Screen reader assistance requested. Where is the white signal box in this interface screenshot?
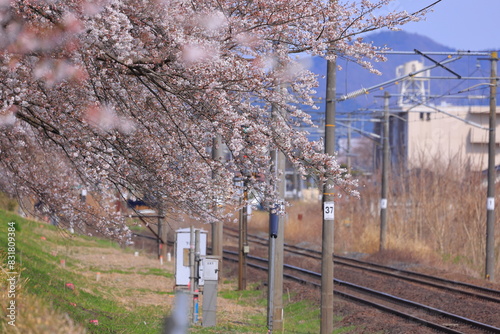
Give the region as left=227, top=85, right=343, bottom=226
left=175, top=228, right=207, bottom=286
left=202, top=258, right=219, bottom=281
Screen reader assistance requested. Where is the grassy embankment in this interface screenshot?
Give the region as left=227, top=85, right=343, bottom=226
left=0, top=209, right=168, bottom=333
left=0, top=209, right=353, bottom=333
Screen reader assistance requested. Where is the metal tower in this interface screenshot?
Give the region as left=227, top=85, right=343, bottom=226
left=396, top=60, right=430, bottom=107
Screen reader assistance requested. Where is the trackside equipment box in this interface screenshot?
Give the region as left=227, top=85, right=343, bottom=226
left=175, top=228, right=207, bottom=286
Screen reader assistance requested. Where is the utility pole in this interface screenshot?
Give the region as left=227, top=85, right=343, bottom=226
left=157, top=214, right=163, bottom=259
left=267, top=203, right=277, bottom=332
left=380, top=92, right=390, bottom=251
left=321, top=55, right=336, bottom=334
left=485, top=51, right=498, bottom=281
left=211, top=135, right=223, bottom=274
left=158, top=209, right=168, bottom=262
left=194, top=229, right=201, bottom=322
left=238, top=179, right=248, bottom=290
left=189, top=227, right=196, bottom=324
left=267, top=113, right=286, bottom=333
left=346, top=114, right=352, bottom=174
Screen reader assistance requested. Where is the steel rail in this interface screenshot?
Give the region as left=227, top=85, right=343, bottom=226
left=166, top=227, right=500, bottom=306
left=334, top=256, right=500, bottom=302
left=223, top=250, right=500, bottom=334
left=134, top=229, right=500, bottom=332
left=223, top=227, right=500, bottom=303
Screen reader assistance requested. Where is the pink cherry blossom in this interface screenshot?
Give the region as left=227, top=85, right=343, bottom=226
left=0, top=0, right=425, bottom=240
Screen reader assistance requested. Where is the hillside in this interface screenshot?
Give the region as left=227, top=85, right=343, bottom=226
left=0, top=210, right=171, bottom=333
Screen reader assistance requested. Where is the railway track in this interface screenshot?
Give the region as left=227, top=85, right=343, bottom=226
left=223, top=227, right=500, bottom=333
left=223, top=250, right=499, bottom=334
left=133, top=229, right=500, bottom=333
left=224, top=227, right=500, bottom=304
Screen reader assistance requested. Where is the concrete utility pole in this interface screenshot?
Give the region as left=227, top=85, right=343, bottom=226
left=485, top=51, right=498, bottom=281
left=211, top=135, right=224, bottom=274
left=267, top=114, right=286, bottom=333
left=379, top=92, right=390, bottom=251
left=189, top=227, right=196, bottom=324
left=321, top=56, right=336, bottom=334
left=158, top=209, right=168, bottom=261
left=346, top=114, right=352, bottom=174
left=238, top=180, right=248, bottom=290
left=194, top=229, right=201, bottom=320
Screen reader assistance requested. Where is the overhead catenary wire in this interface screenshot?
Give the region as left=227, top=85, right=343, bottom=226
left=303, top=50, right=498, bottom=146
left=336, top=57, right=462, bottom=101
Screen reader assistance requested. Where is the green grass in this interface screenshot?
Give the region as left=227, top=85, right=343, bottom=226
left=194, top=287, right=336, bottom=333
left=283, top=300, right=321, bottom=333
left=139, top=268, right=174, bottom=278
left=333, top=326, right=358, bottom=333
left=0, top=209, right=355, bottom=333
left=0, top=210, right=165, bottom=333
left=88, top=267, right=135, bottom=274
left=85, top=267, right=174, bottom=279
left=219, top=285, right=264, bottom=302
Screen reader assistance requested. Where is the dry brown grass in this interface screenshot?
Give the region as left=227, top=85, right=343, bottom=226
left=0, top=252, right=87, bottom=334
left=0, top=292, right=87, bottom=334
left=248, top=159, right=500, bottom=279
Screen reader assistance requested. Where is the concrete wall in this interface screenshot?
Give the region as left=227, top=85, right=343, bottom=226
left=405, top=105, right=500, bottom=172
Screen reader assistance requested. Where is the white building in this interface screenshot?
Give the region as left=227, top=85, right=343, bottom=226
left=384, top=60, right=500, bottom=173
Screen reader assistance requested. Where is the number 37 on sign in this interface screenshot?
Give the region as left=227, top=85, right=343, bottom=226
left=324, top=202, right=335, bottom=220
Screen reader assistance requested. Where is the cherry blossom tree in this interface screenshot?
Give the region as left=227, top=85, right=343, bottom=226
left=0, top=0, right=426, bottom=240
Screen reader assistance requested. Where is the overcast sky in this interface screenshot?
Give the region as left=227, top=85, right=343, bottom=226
left=392, top=0, right=500, bottom=51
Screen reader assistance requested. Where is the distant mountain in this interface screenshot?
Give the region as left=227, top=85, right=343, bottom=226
left=368, top=30, right=454, bottom=53
left=310, top=30, right=493, bottom=115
